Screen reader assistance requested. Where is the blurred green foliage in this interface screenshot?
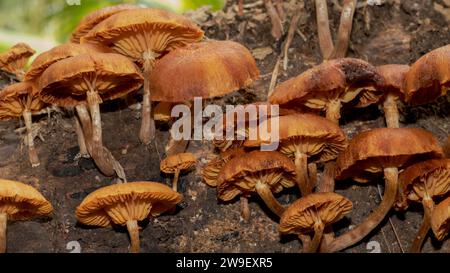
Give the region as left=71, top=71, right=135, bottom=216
left=0, top=0, right=224, bottom=48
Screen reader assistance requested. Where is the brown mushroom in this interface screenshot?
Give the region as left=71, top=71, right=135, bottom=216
left=76, top=181, right=182, bottom=253
left=202, top=147, right=246, bottom=187
left=154, top=102, right=174, bottom=123
left=244, top=113, right=347, bottom=196
left=39, top=52, right=143, bottom=180
left=0, top=43, right=35, bottom=80
left=431, top=196, right=450, bottom=242
left=403, top=44, right=449, bottom=105
left=0, top=81, right=45, bottom=167
left=217, top=150, right=296, bottom=219
left=70, top=4, right=140, bottom=43
left=82, top=8, right=204, bottom=144
left=0, top=179, right=53, bottom=253
left=269, top=58, right=383, bottom=124
left=325, top=128, right=443, bottom=252
left=279, top=192, right=352, bottom=252
left=160, top=153, right=197, bottom=192
left=395, top=159, right=450, bottom=252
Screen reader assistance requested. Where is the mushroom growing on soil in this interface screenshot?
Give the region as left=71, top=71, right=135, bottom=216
left=149, top=40, right=259, bottom=155
left=395, top=159, right=450, bottom=252
left=279, top=192, right=352, bottom=253
left=325, top=128, right=443, bottom=252
left=403, top=44, right=449, bottom=106
left=0, top=81, right=45, bottom=167
left=39, top=52, right=143, bottom=180
left=160, top=152, right=197, bottom=192
left=76, top=181, right=182, bottom=253
left=202, top=148, right=246, bottom=187
left=244, top=113, right=347, bottom=196
left=70, top=4, right=140, bottom=43
left=217, top=150, right=296, bottom=219
left=82, top=8, right=204, bottom=144
left=0, top=179, right=53, bottom=253
left=0, top=43, right=35, bottom=80
left=24, top=43, right=114, bottom=158
left=431, top=196, right=450, bottom=242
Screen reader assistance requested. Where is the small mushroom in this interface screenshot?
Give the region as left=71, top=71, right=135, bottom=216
left=245, top=113, right=347, bottom=196
left=76, top=181, right=182, bottom=253
left=160, top=153, right=197, bottom=192
left=202, top=148, right=246, bottom=187
left=0, top=81, right=45, bottom=167
left=403, top=44, right=449, bottom=105
left=154, top=102, right=174, bottom=123
left=217, top=150, right=296, bottom=219
left=0, top=179, right=53, bottom=253
left=431, top=196, right=450, bottom=242
left=395, top=159, right=450, bottom=252
left=279, top=192, right=352, bottom=253
left=269, top=58, right=382, bottom=124
left=82, top=8, right=204, bottom=144
left=0, top=43, right=35, bottom=80
left=39, top=52, right=143, bottom=180
left=70, top=4, right=140, bottom=43
left=325, top=128, right=443, bottom=252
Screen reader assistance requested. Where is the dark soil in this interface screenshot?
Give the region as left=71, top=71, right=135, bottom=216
left=1, top=0, right=449, bottom=253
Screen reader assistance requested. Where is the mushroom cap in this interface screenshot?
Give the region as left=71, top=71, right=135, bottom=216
left=154, top=101, right=174, bottom=122
left=25, top=43, right=113, bottom=81
left=70, top=4, right=140, bottom=43
left=336, top=128, right=444, bottom=182
left=39, top=52, right=143, bottom=107
left=431, top=196, right=450, bottom=241
left=279, top=192, right=352, bottom=235
left=217, top=150, right=296, bottom=201
left=0, top=43, right=35, bottom=74
left=0, top=81, right=44, bottom=120
left=269, top=58, right=383, bottom=111
left=160, top=152, right=197, bottom=174
left=403, top=45, right=450, bottom=105
left=82, top=8, right=204, bottom=62
left=244, top=113, right=348, bottom=163
left=0, top=179, right=53, bottom=221
left=354, top=64, right=410, bottom=108
left=76, top=181, right=182, bottom=227
left=396, top=159, right=450, bottom=210
left=150, top=40, right=260, bottom=102
left=202, top=147, right=246, bottom=187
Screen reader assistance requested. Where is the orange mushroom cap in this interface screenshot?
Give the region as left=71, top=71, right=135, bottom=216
left=160, top=152, right=197, bottom=174
left=0, top=43, right=35, bottom=75
left=150, top=40, right=260, bottom=102
left=202, top=147, right=246, bottom=187
left=0, top=81, right=44, bottom=120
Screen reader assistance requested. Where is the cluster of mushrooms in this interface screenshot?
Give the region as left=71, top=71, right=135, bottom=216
left=0, top=2, right=449, bottom=253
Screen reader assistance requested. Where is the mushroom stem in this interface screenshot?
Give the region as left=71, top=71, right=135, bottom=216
left=315, top=0, right=334, bottom=59
left=240, top=196, right=250, bottom=221
left=255, top=181, right=285, bottom=217
left=74, top=115, right=89, bottom=158
left=307, top=222, right=325, bottom=253
left=139, top=56, right=156, bottom=145
left=294, top=151, right=311, bottom=196
left=326, top=167, right=399, bottom=252
left=172, top=169, right=180, bottom=192
left=126, top=220, right=140, bottom=253
left=308, top=163, right=318, bottom=191
left=410, top=198, right=434, bottom=253
left=325, top=99, right=341, bottom=124
left=0, top=213, right=6, bottom=253
left=383, top=93, right=400, bottom=128
left=75, top=104, right=92, bottom=141
left=331, top=0, right=357, bottom=58
left=86, top=91, right=115, bottom=177
left=23, top=110, right=40, bottom=167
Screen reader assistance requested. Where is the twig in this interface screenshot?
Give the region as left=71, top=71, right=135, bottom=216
left=238, top=0, right=244, bottom=17
left=283, top=4, right=303, bottom=70
left=268, top=55, right=282, bottom=97
left=264, top=0, right=284, bottom=40
left=332, top=0, right=357, bottom=58
left=315, top=0, right=334, bottom=59
left=274, top=0, right=286, bottom=22
left=376, top=184, right=405, bottom=253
